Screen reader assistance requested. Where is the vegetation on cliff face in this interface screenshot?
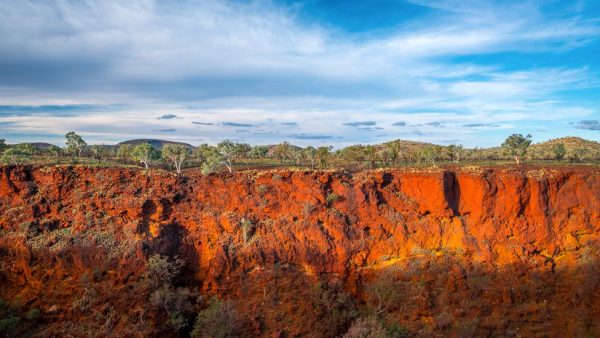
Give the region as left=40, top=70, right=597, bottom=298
left=0, top=165, right=599, bottom=337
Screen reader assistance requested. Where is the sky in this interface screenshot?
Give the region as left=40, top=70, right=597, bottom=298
left=0, top=0, right=599, bottom=147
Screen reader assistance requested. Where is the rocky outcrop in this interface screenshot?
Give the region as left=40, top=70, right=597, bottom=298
left=0, top=165, right=599, bottom=336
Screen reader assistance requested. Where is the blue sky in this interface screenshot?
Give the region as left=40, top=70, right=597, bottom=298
left=0, top=0, right=599, bottom=147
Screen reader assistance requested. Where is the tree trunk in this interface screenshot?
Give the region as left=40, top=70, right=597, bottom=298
left=515, top=156, right=521, bottom=165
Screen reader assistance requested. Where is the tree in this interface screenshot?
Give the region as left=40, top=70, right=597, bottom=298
left=305, top=146, right=318, bottom=169
left=194, top=144, right=217, bottom=163
left=49, top=145, right=62, bottom=163
left=572, top=148, right=587, bottom=163
left=386, top=141, right=402, bottom=166
left=133, top=143, right=160, bottom=169
left=364, top=145, right=379, bottom=169
left=502, top=134, right=532, bottom=165
left=90, top=145, right=108, bottom=164
left=236, top=143, right=251, bottom=161
left=250, top=145, right=269, bottom=160
left=552, top=143, right=566, bottom=161
left=273, top=142, right=291, bottom=164
left=339, top=145, right=365, bottom=167
left=201, top=153, right=223, bottom=175
left=2, top=143, right=34, bottom=165
left=217, top=140, right=237, bottom=172
left=290, top=148, right=305, bottom=166
left=0, top=139, right=7, bottom=154
left=316, top=146, right=332, bottom=169
left=117, top=144, right=135, bottom=163
left=162, top=144, right=189, bottom=174
left=447, top=144, right=464, bottom=163
left=191, top=297, right=242, bottom=338
left=420, top=146, right=437, bottom=166
left=65, top=132, right=86, bottom=157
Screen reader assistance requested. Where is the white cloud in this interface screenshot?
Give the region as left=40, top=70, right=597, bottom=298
left=0, top=0, right=599, bottom=146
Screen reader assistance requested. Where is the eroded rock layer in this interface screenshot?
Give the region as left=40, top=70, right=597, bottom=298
left=0, top=165, right=599, bottom=337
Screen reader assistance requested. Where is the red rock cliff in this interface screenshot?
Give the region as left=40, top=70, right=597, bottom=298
left=0, top=165, right=599, bottom=337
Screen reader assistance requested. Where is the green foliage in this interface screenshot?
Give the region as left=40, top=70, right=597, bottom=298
left=385, top=140, right=403, bottom=165
left=2, top=143, right=34, bottom=165
left=90, top=145, right=109, bottom=163
left=446, top=144, right=463, bottom=163
left=311, top=280, right=358, bottom=337
left=133, top=143, right=160, bottom=169
left=216, top=140, right=237, bottom=172
left=316, top=146, right=332, bottom=169
left=273, top=142, right=291, bottom=163
left=191, top=297, right=242, bottom=338
left=48, top=145, right=62, bottom=161
left=25, top=308, right=40, bottom=320
left=65, top=131, right=87, bottom=157
left=194, top=144, right=217, bottom=162
left=162, top=144, right=189, bottom=174
left=117, top=144, right=135, bottom=162
left=250, top=145, right=269, bottom=159
left=552, top=143, right=566, bottom=161
left=304, top=146, right=318, bottom=169
left=145, top=254, right=195, bottom=331
left=502, top=133, right=532, bottom=164
left=0, top=316, right=20, bottom=334
left=326, top=192, right=339, bottom=206
left=420, top=146, right=438, bottom=166
left=150, top=286, right=195, bottom=331
left=200, top=158, right=220, bottom=175
left=0, top=139, right=7, bottom=154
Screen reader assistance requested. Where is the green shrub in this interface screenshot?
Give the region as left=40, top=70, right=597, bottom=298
left=191, top=297, right=242, bottom=338
left=150, top=286, right=195, bottom=331
left=0, top=316, right=20, bottom=333
left=326, top=192, right=339, bottom=206
left=25, top=308, right=40, bottom=320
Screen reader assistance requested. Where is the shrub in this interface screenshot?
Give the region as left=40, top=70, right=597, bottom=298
left=150, top=286, right=195, bottom=331
left=0, top=316, right=20, bottom=334
left=145, top=254, right=185, bottom=289
left=326, top=192, right=339, bottom=206
left=25, top=308, right=40, bottom=320
left=344, top=316, right=389, bottom=338
left=367, top=267, right=403, bottom=315
left=311, top=280, right=358, bottom=336
left=191, top=297, right=242, bottom=338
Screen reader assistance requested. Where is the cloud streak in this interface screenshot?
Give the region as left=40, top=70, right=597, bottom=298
left=0, top=0, right=598, bottom=146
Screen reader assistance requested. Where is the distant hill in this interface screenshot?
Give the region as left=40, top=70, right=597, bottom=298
left=529, top=137, right=600, bottom=160
left=27, top=142, right=56, bottom=150
left=117, top=139, right=194, bottom=149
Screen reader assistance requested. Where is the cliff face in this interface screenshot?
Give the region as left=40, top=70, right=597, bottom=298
left=0, top=165, right=599, bottom=337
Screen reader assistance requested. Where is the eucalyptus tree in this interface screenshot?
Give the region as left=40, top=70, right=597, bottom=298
left=502, top=134, right=532, bottom=165
left=65, top=132, right=86, bottom=157
left=117, top=144, right=135, bottom=163
left=133, top=143, right=160, bottom=169
left=162, top=144, right=189, bottom=174
left=552, top=143, right=566, bottom=161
